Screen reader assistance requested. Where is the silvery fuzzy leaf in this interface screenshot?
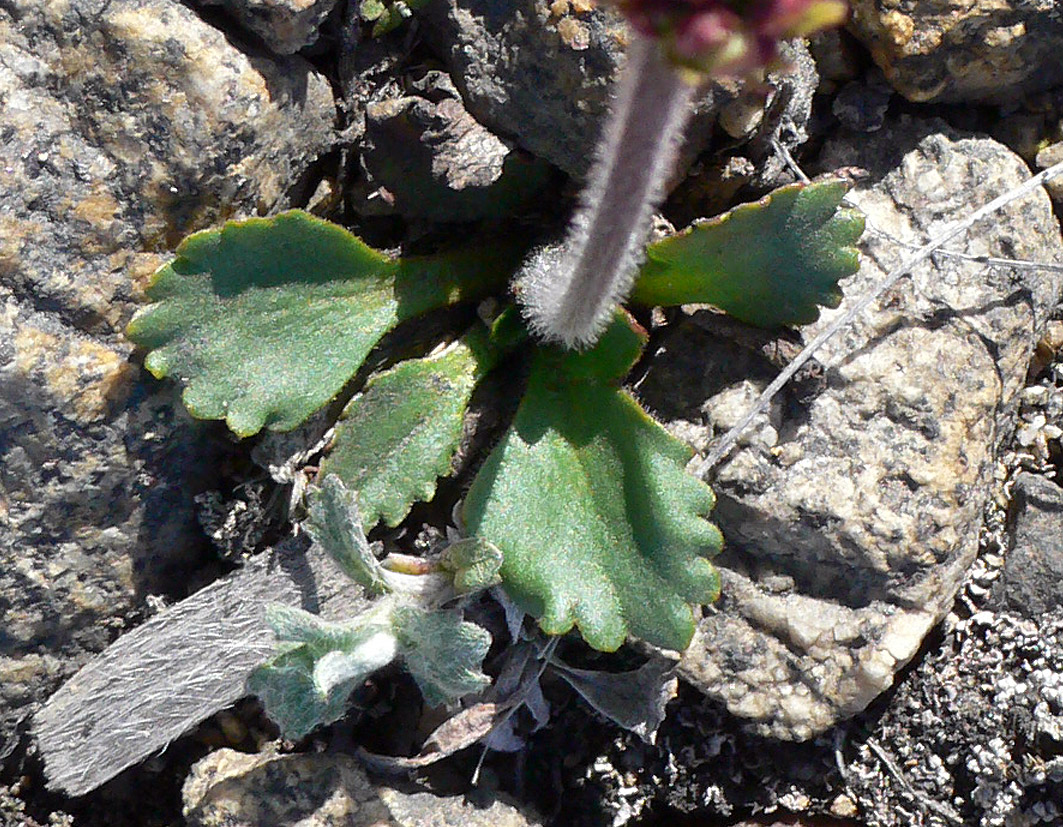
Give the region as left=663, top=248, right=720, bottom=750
left=306, top=475, right=388, bottom=595
left=312, top=633, right=398, bottom=696
left=248, top=647, right=358, bottom=739
left=392, top=605, right=492, bottom=706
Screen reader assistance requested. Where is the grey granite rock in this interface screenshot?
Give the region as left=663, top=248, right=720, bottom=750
left=192, top=0, right=339, bottom=54
left=417, top=0, right=629, bottom=178
left=183, top=749, right=543, bottom=827
left=0, top=0, right=335, bottom=746
left=638, top=116, right=1063, bottom=739
left=2, top=0, right=335, bottom=332
left=996, top=472, right=1063, bottom=618
left=0, top=298, right=214, bottom=732
left=418, top=0, right=817, bottom=180
left=1035, top=140, right=1063, bottom=205
left=847, top=0, right=1063, bottom=103
left=376, top=786, right=543, bottom=827
left=355, top=69, right=553, bottom=221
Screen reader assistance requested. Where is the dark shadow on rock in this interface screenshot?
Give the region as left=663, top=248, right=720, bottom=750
left=126, top=380, right=231, bottom=603
left=711, top=504, right=897, bottom=611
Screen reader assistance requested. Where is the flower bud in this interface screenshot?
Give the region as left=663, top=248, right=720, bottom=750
left=612, top=0, right=848, bottom=76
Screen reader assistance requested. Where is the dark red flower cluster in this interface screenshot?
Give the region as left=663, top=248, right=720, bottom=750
left=613, top=0, right=847, bottom=75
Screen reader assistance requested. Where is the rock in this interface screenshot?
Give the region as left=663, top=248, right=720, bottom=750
left=418, top=0, right=818, bottom=180
left=183, top=749, right=543, bottom=827
left=0, top=0, right=335, bottom=746
left=183, top=750, right=394, bottom=827
left=1036, top=141, right=1063, bottom=204
left=2, top=0, right=335, bottom=331
left=847, top=0, right=1063, bottom=103
left=418, top=0, right=629, bottom=177
left=993, top=111, right=1050, bottom=164
left=995, top=472, right=1063, bottom=618
left=0, top=300, right=213, bottom=730
left=638, top=116, right=1063, bottom=739
left=192, top=0, right=339, bottom=54
left=376, top=787, right=543, bottom=827
left=354, top=69, right=553, bottom=221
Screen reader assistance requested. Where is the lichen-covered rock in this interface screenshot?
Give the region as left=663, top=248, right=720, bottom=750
left=2, top=0, right=335, bottom=330
left=191, top=0, right=339, bottom=54
left=183, top=749, right=543, bottom=827
left=847, top=0, right=1063, bottom=103
left=0, top=0, right=335, bottom=744
left=639, top=116, right=1063, bottom=739
left=418, top=0, right=817, bottom=180
left=0, top=297, right=214, bottom=724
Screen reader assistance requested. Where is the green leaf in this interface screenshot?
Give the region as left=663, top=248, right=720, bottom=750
left=439, top=538, right=503, bottom=594
left=372, top=5, right=407, bottom=35
left=631, top=180, right=864, bottom=328
left=463, top=312, right=723, bottom=652
left=359, top=0, right=386, bottom=20
left=305, top=476, right=389, bottom=594
left=126, top=210, right=513, bottom=436
left=391, top=606, right=492, bottom=705
left=318, top=326, right=501, bottom=529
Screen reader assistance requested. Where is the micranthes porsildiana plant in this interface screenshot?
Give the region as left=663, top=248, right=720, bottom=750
left=518, top=0, right=848, bottom=348
left=126, top=0, right=862, bottom=739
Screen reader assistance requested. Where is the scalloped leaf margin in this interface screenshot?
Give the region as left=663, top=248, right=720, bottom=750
left=631, top=180, right=864, bottom=327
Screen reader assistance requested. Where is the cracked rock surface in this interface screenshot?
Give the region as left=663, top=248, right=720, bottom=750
left=419, top=0, right=817, bottom=180
left=640, top=115, right=1063, bottom=740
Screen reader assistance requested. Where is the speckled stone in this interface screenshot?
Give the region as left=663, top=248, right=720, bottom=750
left=183, top=749, right=543, bottom=827
left=847, top=0, right=1063, bottom=103
left=639, top=116, right=1063, bottom=739
left=0, top=0, right=335, bottom=743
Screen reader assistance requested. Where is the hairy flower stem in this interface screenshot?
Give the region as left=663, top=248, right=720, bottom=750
left=519, top=34, right=696, bottom=348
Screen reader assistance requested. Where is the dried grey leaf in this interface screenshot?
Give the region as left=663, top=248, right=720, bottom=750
left=550, top=656, right=678, bottom=744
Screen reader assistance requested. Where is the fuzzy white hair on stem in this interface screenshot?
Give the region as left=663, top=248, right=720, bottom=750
left=517, top=34, right=697, bottom=349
